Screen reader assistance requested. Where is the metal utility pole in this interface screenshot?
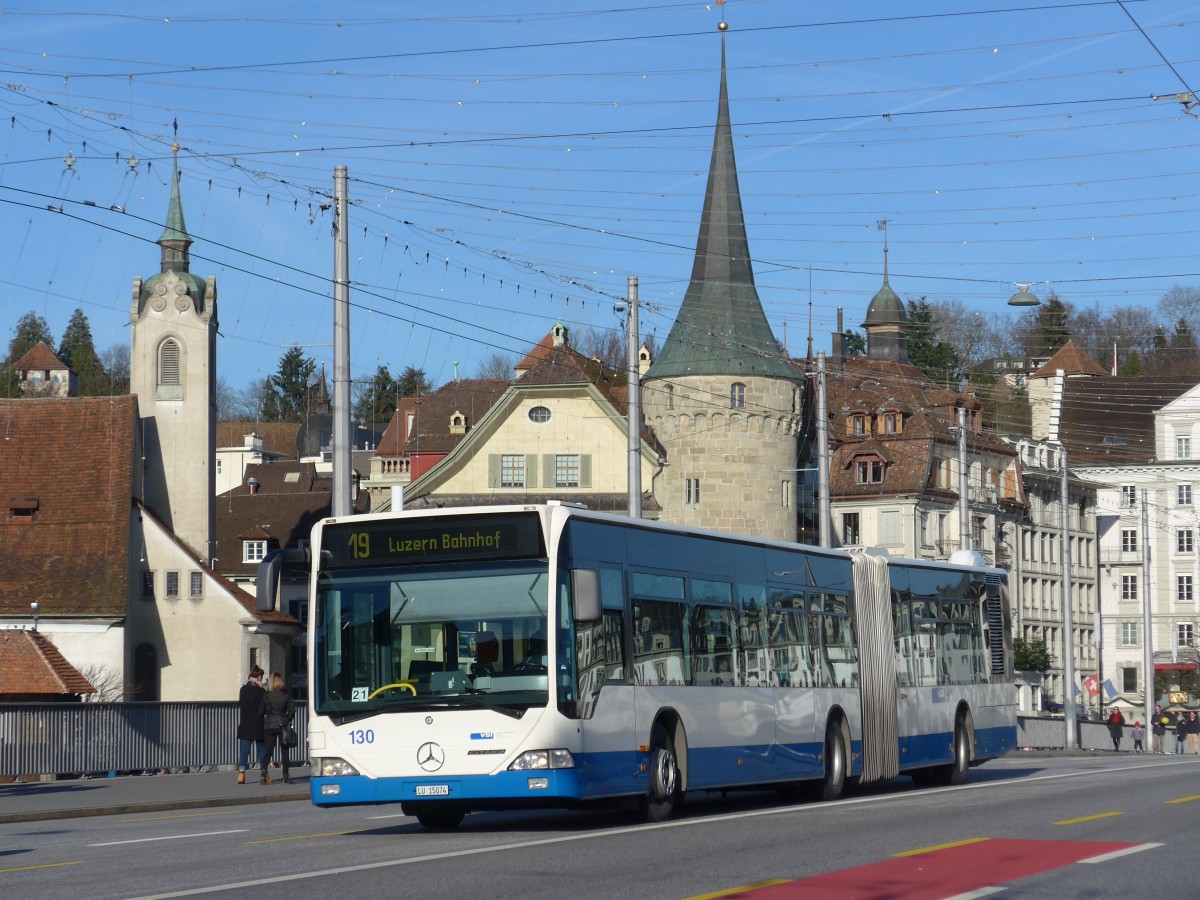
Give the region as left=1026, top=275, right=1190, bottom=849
left=816, top=352, right=831, bottom=548
left=1059, top=442, right=1077, bottom=749
left=958, top=407, right=970, bottom=551
left=626, top=276, right=641, bottom=519
left=1142, top=489, right=1155, bottom=730
left=332, top=166, right=352, bottom=518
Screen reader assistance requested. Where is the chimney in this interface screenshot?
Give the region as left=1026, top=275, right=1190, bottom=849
left=391, top=485, right=405, bottom=511
left=831, top=307, right=845, bottom=366
left=247, top=477, right=259, bottom=496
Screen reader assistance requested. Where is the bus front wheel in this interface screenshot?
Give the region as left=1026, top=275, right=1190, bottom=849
left=819, top=722, right=847, bottom=801
left=641, top=723, right=681, bottom=822
left=403, top=802, right=465, bottom=831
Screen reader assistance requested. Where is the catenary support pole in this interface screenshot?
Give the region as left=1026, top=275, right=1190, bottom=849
left=1059, top=441, right=1077, bottom=749
left=626, top=276, right=641, bottom=519
left=817, top=352, right=831, bottom=548
left=332, top=166, right=352, bottom=518
left=958, top=407, right=970, bottom=550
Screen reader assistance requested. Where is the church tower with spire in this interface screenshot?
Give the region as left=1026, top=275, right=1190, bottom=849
left=862, top=235, right=909, bottom=363
left=130, top=152, right=218, bottom=559
left=642, top=27, right=804, bottom=541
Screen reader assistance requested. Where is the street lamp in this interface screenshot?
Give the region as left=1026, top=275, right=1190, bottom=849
left=1008, top=282, right=1045, bottom=307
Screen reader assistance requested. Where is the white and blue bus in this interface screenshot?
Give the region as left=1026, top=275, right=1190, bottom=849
left=257, top=502, right=1015, bottom=829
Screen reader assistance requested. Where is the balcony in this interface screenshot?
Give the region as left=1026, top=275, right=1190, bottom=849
left=1100, top=549, right=1142, bottom=567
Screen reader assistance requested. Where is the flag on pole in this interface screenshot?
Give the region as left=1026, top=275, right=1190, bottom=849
left=1111, top=342, right=1118, bottom=376
left=1082, top=673, right=1101, bottom=699
left=1101, top=678, right=1118, bottom=699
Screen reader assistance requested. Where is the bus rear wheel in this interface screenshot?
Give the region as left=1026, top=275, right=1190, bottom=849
left=819, top=722, right=847, bottom=801
left=932, top=718, right=970, bottom=787
left=641, top=722, right=681, bottom=822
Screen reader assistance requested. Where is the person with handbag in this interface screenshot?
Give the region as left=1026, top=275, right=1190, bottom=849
left=258, top=672, right=295, bottom=784
left=235, top=665, right=266, bottom=784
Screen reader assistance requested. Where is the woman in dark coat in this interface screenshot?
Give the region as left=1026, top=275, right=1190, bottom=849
left=1106, top=708, right=1124, bottom=752
left=258, top=672, right=295, bottom=784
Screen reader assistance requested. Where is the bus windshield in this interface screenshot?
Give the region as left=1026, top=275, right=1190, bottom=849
left=314, top=560, right=551, bottom=720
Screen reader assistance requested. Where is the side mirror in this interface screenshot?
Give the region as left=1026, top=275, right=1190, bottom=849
left=571, top=568, right=601, bottom=623
left=256, top=550, right=285, bottom=613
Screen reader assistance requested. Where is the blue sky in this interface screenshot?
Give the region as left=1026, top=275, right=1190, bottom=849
left=1, top=1, right=1198, bottom=393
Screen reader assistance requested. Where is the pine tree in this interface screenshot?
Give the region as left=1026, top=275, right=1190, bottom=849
left=396, top=365, right=432, bottom=398
left=6, top=312, right=54, bottom=366
left=353, top=365, right=399, bottom=424
left=57, top=308, right=106, bottom=395
left=261, top=347, right=316, bottom=422
left=905, top=299, right=959, bottom=382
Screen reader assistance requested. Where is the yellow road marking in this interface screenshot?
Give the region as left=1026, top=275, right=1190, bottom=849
left=0, top=861, right=83, bottom=874
left=245, top=828, right=372, bottom=844
left=1054, top=812, right=1122, bottom=825
left=684, top=879, right=791, bottom=900
left=125, top=811, right=233, bottom=822
left=892, top=837, right=990, bottom=857
left=1166, top=794, right=1200, bottom=805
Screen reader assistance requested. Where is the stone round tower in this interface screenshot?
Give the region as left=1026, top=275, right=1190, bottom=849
left=642, top=33, right=803, bottom=542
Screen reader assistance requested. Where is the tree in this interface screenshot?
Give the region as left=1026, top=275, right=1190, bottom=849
left=1014, top=636, right=1053, bottom=674
left=353, top=365, right=399, bottom=424
left=1120, top=350, right=1143, bottom=376
left=6, top=311, right=54, bottom=365
left=57, top=308, right=106, bottom=396
left=1027, top=293, right=1072, bottom=357
left=215, top=377, right=240, bottom=421
left=475, top=351, right=515, bottom=380
left=261, top=348, right=316, bottom=423
left=396, top=365, right=432, bottom=398
left=905, top=298, right=960, bottom=382
left=233, top=377, right=272, bottom=421
left=842, top=329, right=866, bottom=357
left=100, top=344, right=130, bottom=395
left=572, top=325, right=625, bottom=370
left=0, top=364, right=19, bottom=398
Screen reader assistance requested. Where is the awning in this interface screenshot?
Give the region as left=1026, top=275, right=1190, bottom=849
left=1154, top=662, right=1197, bottom=671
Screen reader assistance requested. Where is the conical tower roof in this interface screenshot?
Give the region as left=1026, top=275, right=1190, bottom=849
left=159, top=153, right=192, bottom=246
left=645, top=32, right=794, bottom=381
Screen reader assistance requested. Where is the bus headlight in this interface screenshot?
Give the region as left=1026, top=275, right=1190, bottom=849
left=508, top=749, right=575, bottom=771
left=315, top=757, right=360, bottom=777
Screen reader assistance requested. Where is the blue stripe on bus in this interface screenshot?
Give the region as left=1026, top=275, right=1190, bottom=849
left=311, top=726, right=1015, bottom=808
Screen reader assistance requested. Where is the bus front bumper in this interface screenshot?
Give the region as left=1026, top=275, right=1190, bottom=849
left=311, top=768, right=589, bottom=808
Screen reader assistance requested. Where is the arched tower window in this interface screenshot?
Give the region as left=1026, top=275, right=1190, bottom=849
left=157, top=338, right=183, bottom=400
left=730, top=382, right=746, bottom=409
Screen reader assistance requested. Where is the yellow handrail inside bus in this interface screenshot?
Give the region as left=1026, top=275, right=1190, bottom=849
left=369, top=681, right=418, bottom=699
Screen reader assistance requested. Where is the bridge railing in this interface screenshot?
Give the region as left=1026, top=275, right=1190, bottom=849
left=0, top=702, right=308, bottom=778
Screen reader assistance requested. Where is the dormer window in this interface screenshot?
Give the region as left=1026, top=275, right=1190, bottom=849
left=450, top=411, right=466, bottom=435
left=849, top=413, right=869, bottom=436
left=881, top=411, right=902, bottom=435
left=848, top=451, right=887, bottom=485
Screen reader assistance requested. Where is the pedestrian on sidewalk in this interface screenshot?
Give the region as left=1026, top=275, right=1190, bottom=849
left=259, top=672, right=295, bottom=785
left=1106, top=708, right=1125, bottom=752
left=1187, top=711, right=1199, bottom=755
left=1174, top=712, right=1188, bottom=754
left=1131, top=721, right=1144, bottom=752
left=236, top=665, right=265, bottom=785
left=1152, top=705, right=1168, bottom=753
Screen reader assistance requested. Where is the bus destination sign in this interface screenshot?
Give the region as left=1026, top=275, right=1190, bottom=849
left=323, top=513, right=545, bottom=567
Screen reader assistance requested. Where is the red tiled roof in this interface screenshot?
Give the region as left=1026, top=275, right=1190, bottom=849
left=0, top=629, right=95, bottom=698
left=216, top=421, right=300, bottom=458
left=0, top=397, right=138, bottom=616
left=15, top=341, right=70, bottom=373
left=1031, top=340, right=1109, bottom=379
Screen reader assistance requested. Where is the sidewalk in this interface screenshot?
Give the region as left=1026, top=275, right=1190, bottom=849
left=0, top=769, right=308, bottom=824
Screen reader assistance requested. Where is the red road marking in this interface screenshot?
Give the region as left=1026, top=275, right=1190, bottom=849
left=728, top=838, right=1138, bottom=899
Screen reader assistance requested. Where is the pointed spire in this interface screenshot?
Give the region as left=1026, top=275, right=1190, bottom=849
left=645, top=28, right=794, bottom=381
left=158, top=146, right=192, bottom=273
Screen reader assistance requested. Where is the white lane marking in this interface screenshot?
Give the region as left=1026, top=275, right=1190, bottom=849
left=945, top=889, right=1007, bottom=900
left=123, top=760, right=1183, bottom=898
left=366, top=813, right=412, bottom=819
left=1078, top=842, right=1163, bottom=864
left=90, top=829, right=247, bottom=847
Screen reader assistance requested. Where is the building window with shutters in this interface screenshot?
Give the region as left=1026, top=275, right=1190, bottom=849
left=555, top=454, right=580, bottom=488
left=500, top=454, right=525, bottom=488
left=157, top=338, right=183, bottom=400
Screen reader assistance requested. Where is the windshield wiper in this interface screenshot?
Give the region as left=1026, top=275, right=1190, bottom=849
left=418, top=695, right=527, bottom=719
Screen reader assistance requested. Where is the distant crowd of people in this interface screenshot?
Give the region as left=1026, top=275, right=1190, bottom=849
left=1107, top=706, right=1200, bottom=753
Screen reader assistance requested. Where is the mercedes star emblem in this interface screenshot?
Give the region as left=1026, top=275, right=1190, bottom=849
left=417, top=741, right=446, bottom=772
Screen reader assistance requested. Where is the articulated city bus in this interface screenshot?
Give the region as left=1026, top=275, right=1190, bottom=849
left=257, top=502, right=1015, bottom=829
